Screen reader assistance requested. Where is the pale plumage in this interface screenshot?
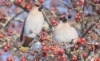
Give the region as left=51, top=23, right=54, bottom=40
left=53, top=18, right=78, bottom=44
left=20, top=5, right=44, bottom=50
left=24, top=6, right=44, bottom=38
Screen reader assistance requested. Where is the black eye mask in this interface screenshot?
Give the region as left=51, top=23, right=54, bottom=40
left=60, top=16, right=67, bottom=22
left=38, top=5, right=44, bottom=11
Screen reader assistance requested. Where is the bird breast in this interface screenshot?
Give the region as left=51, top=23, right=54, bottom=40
left=24, top=10, right=44, bottom=38
left=53, top=22, right=78, bottom=43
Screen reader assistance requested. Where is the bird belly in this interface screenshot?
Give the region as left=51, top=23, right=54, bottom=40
left=53, top=28, right=78, bottom=43
left=24, top=15, right=44, bottom=38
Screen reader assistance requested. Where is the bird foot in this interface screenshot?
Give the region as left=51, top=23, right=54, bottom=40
left=20, top=46, right=29, bottom=51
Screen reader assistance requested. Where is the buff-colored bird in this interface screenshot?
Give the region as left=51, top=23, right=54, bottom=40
left=20, top=5, right=44, bottom=51
left=53, top=16, right=79, bottom=44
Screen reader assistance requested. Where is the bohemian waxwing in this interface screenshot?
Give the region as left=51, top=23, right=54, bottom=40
left=53, top=16, right=79, bottom=45
left=20, top=5, right=44, bottom=51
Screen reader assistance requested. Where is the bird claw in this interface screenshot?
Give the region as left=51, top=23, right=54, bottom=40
left=20, top=46, right=29, bottom=51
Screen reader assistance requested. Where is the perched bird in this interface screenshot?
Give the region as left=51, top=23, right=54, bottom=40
left=53, top=16, right=79, bottom=45
left=20, top=5, right=44, bottom=51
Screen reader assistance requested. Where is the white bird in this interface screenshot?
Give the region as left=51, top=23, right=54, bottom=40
left=20, top=5, right=44, bottom=51
left=53, top=16, right=79, bottom=44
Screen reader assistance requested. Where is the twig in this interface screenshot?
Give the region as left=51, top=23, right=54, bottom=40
left=81, top=18, right=100, bottom=37
left=5, top=11, right=24, bottom=27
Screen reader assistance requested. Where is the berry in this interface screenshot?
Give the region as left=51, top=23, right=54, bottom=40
left=42, top=51, right=47, bottom=57
left=17, top=0, right=23, bottom=3
left=50, top=46, right=55, bottom=51
left=21, top=58, right=26, bottom=61
left=57, top=55, right=61, bottom=60
left=42, top=46, right=48, bottom=51
left=11, top=23, right=15, bottom=28
left=0, top=50, right=3, bottom=55
left=72, top=56, right=77, bottom=61
left=53, top=51, right=58, bottom=55
left=51, top=19, right=56, bottom=26
left=94, top=0, right=98, bottom=4
left=0, top=33, right=4, bottom=38
left=7, top=57, right=13, bottom=61
left=82, top=53, right=87, bottom=58
left=88, top=30, right=92, bottom=34
left=58, top=49, right=64, bottom=56
left=5, top=1, right=10, bottom=6
left=76, top=1, right=81, bottom=6
left=6, top=44, right=11, bottom=48
left=4, top=46, right=9, bottom=52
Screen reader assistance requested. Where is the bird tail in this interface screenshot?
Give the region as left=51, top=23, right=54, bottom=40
left=22, top=36, right=34, bottom=47
left=20, top=26, right=24, bottom=42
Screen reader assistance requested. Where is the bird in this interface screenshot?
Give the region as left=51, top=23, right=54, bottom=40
left=20, top=5, right=44, bottom=51
left=52, top=16, right=79, bottom=45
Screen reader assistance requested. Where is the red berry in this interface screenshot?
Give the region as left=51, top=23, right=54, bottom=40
left=76, top=1, right=81, bottom=6
left=42, top=51, right=47, bottom=57
left=0, top=33, right=4, bottom=38
left=58, top=49, right=64, bottom=55
left=51, top=7, right=57, bottom=11
left=79, top=0, right=84, bottom=4
left=41, top=37, right=46, bottom=41
left=0, top=0, right=2, bottom=5
left=51, top=19, right=56, bottom=26
left=88, top=46, right=93, bottom=50
left=94, top=0, right=98, bottom=4
left=77, top=38, right=81, bottom=43
left=42, top=46, right=48, bottom=51
left=82, top=53, right=87, bottom=58
left=81, top=38, right=86, bottom=42
left=50, top=46, right=55, bottom=51
left=62, top=58, right=67, bottom=61
left=75, top=15, right=81, bottom=22
left=53, top=51, right=58, bottom=55
left=9, top=30, right=13, bottom=34
left=17, top=0, right=23, bottom=3
left=80, top=41, right=85, bottom=45
left=57, top=56, right=61, bottom=60
left=88, top=30, right=92, bottom=34
left=4, top=46, right=9, bottom=52
left=5, top=1, right=10, bottom=6
left=25, top=4, right=32, bottom=10
left=98, top=58, right=100, bottom=61
left=72, top=56, right=77, bottom=61
left=11, top=23, right=15, bottom=28
left=6, top=44, right=11, bottom=48
left=0, top=50, right=3, bottom=55
left=95, top=57, right=99, bottom=61
left=77, top=11, right=82, bottom=16
left=74, top=44, right=78, bottom=49
left=7, top=57, right=13, bottom=61
left=21, top=58, right=26, bottom=61
left=8, top=30, right=13, bottom=36
left=42, top=42, right=45, bottom=46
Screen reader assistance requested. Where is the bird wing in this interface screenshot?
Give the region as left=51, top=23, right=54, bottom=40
left=20, top=17, right=27, bottom=42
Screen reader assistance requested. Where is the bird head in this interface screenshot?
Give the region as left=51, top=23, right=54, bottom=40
left=60, top=16, right=67, bottom=23
left=32, top=2, right=44, bottom=11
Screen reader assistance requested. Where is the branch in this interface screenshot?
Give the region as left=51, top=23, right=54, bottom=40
left=81, top=18, right=100, bottom=37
